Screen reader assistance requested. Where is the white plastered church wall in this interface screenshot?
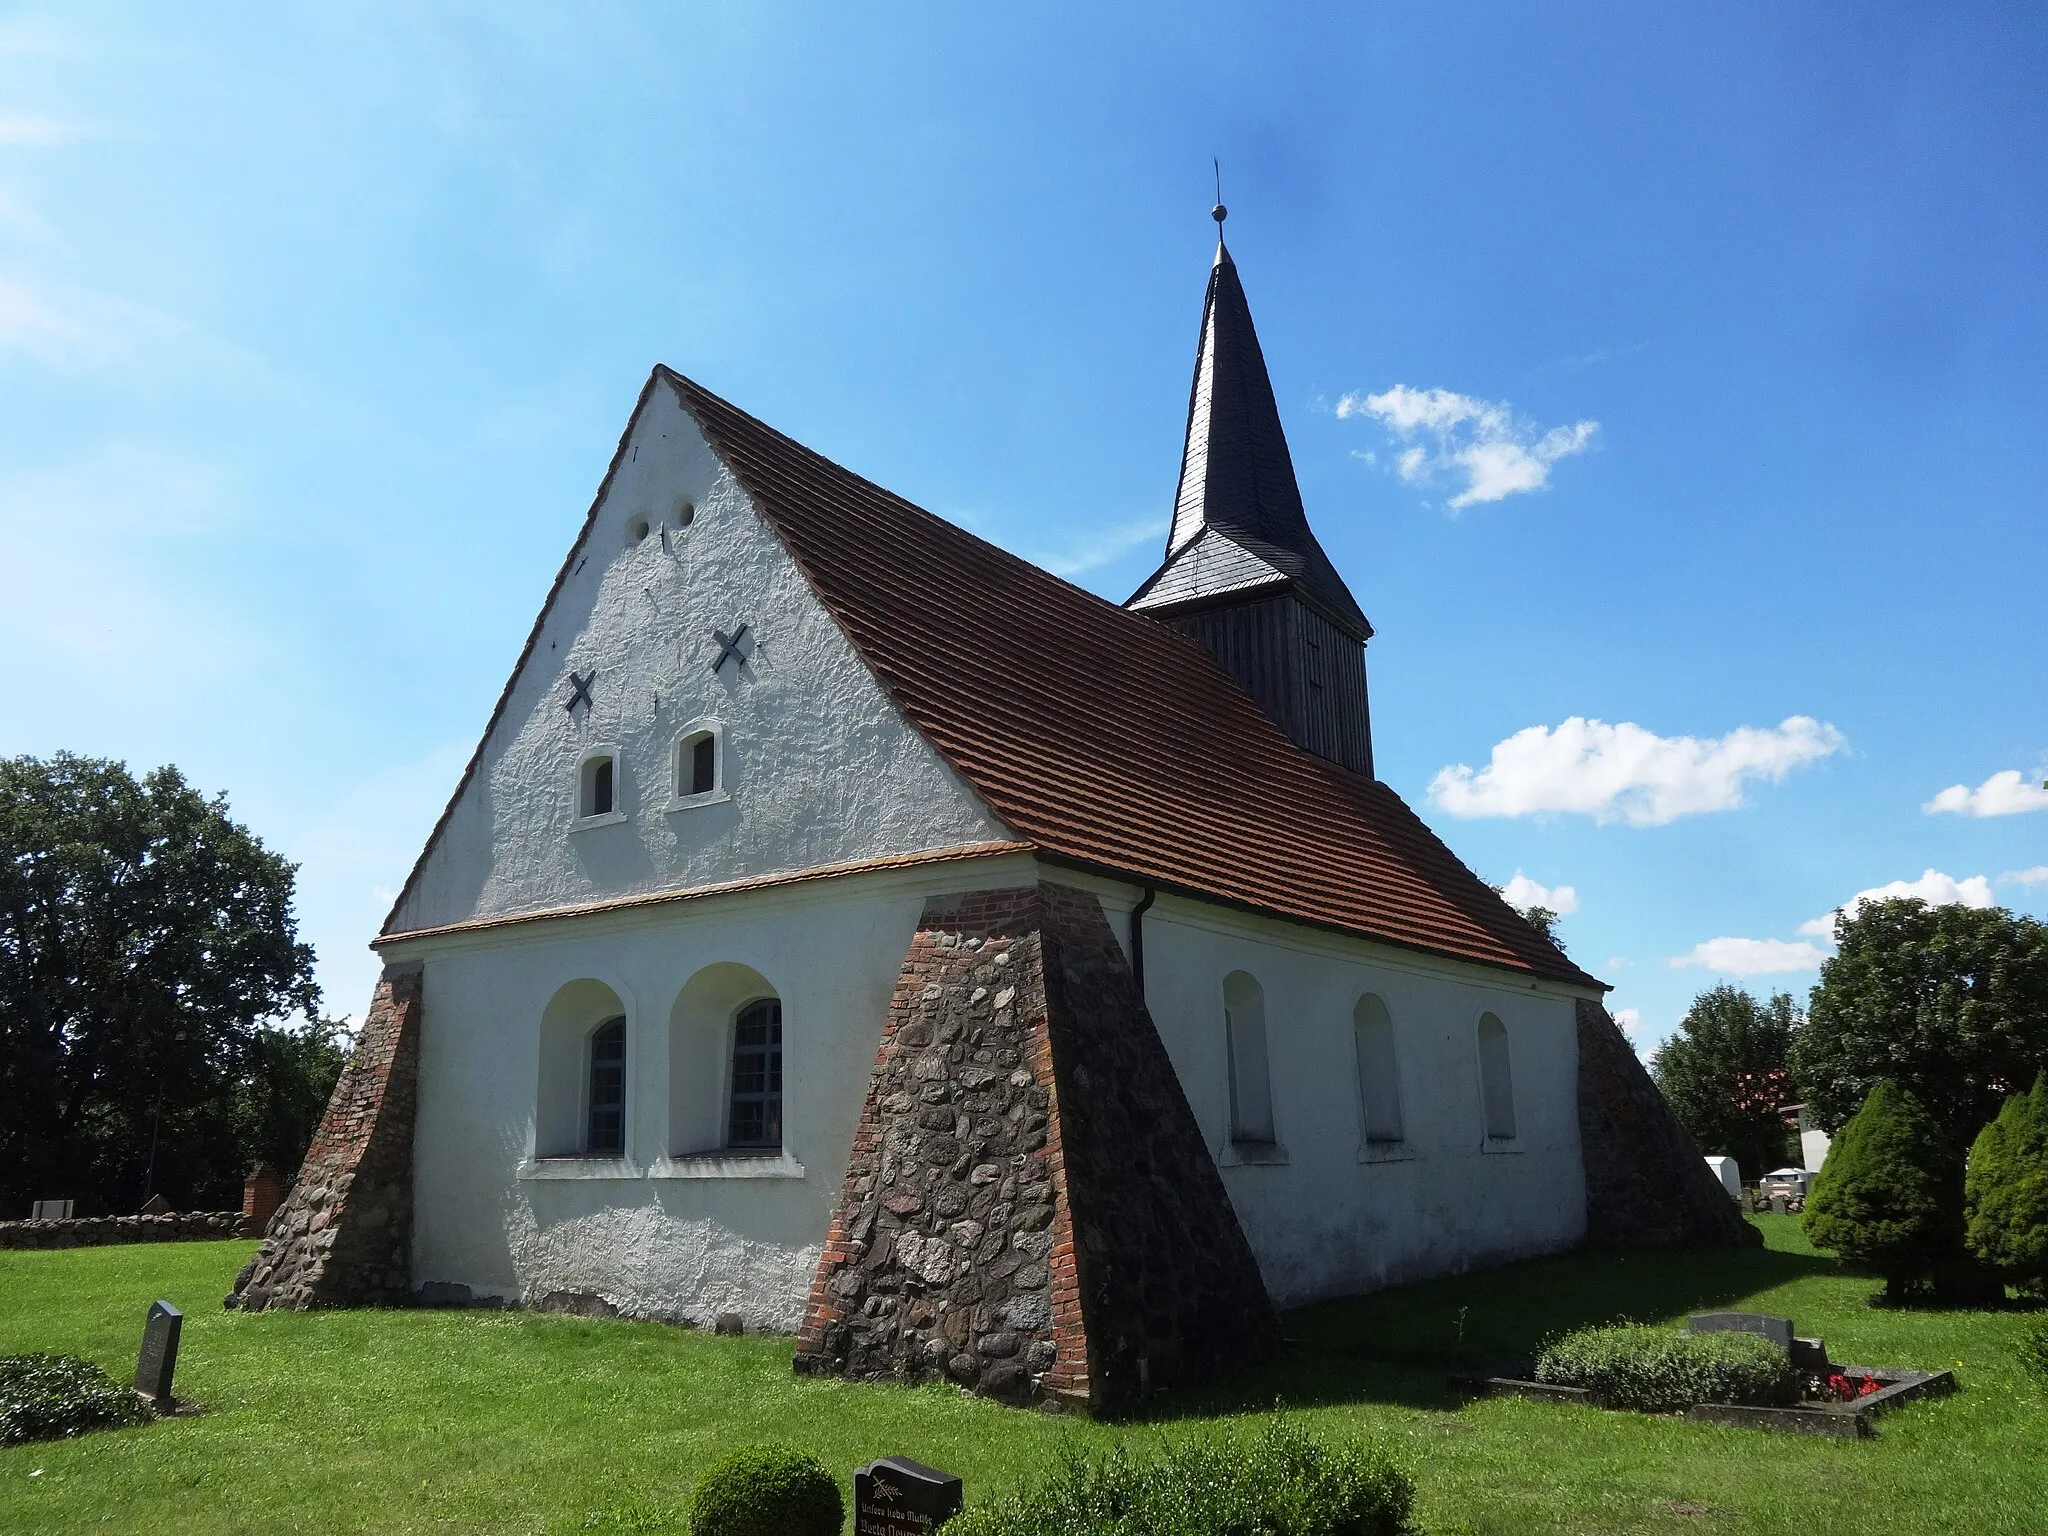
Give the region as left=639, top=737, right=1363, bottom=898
left=387, top=377, right=1010, bottom=936
left=1065, top=877, right=1591, bottom=1310
left=392, top=855, right=1035, bottom=1331
left=383, top=377, right=1018, bottom=1327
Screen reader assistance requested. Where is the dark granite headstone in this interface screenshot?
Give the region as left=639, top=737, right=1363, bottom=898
left=1688, top=1312, right=1793, bottom=1353
left=134, top=1299, right=181, bottom=1411
left=854, top=1456, right=963, bottom=1534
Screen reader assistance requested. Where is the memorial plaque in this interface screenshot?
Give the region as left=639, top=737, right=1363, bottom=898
left=134, top=1299, right=182, bottom=1411
left=1688, top=1312, right=1793, bottom=1353
left=31, top=1198, right=73, bottom=1221
left=854, top=1456, right=963, bottom=1534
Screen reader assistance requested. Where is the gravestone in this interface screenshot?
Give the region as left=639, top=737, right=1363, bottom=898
left=1688, top=1312, right=1793, bottom=1353
left=140, top=1194, right=175, bottom=1217
left=134, top=1300, right=182, bottom=1412
left=854, top=1456, right=963, bottom=1534
left=31, top=1199, right=73, bottom=1221
left=1703, top=1156, right=1741, bottom=1201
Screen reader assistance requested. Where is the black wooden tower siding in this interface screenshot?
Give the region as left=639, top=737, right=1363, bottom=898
left=1127, top=218, right=1376, bottom=779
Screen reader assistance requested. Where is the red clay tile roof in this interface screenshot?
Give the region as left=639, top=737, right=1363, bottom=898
left=664, top=369, right=1602, bottom=990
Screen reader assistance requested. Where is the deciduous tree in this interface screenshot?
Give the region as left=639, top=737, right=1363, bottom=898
left=1651, top=985, right=1796, bottom=1182
left=0, top=753, right=321, bottom=1215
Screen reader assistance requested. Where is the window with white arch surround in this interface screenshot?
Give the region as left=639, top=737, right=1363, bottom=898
left=1478, top=1012, right=1516, bottom=1140
left=1223, top=971, right=1275, bottom=1145
left=1353, top=995, right=1404, bottom=1144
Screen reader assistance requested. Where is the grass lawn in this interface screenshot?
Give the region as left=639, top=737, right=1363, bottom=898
left=2, top=1216, right=2042, bottom=1535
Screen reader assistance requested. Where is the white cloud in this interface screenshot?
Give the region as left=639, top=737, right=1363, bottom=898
left=1669, top=937, right=1830, bottom=976
left=1499, top=871, right=1579, bottom=916
left=1612, top=1006, right=1644, bottom=1037
left=1429, top=715, right=1844, bottom=826
left=2001, top=866, right=2048, bottom=888
left=1924, top=769, right=2048, bottom=818
left=1797, top=868, right=1997, bottom=938
left=1335, top=384, right=1597, bottom=509
left=958, top=511, right=1167, bottom=580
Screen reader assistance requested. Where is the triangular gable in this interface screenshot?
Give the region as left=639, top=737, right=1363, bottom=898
left=381, top=374, right=1013, bottom=937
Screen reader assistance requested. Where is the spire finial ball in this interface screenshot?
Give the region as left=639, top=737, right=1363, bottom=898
left=1211, top=202, right=1227, bottom=225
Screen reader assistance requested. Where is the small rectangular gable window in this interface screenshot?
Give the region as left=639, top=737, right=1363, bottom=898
left=691, top=734, right=717, bottom=796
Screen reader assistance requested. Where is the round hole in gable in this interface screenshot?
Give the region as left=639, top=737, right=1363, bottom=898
left=626, top=515, right=650, bottom=543
left=675, top=499, right=696, bottom=528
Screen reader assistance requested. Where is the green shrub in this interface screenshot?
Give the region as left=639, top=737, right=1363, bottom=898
left=0, top=1354, right=154, bottom=1446
left=1804, top=1080, right=1965, bottom=1300
left=947, top=1420, right=1415, bottom=1536
left=1533, top=1325, right=1798, bottom=1414
left=1966, top=1074, right=2048, bottom=1294
left=688, top=1445, right=842, bottom=1536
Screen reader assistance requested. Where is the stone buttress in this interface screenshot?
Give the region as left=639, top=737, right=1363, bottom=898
left=1575, top=998, right=1760, bottom=1249
left=228, top=965, right=424, bottom=1310
left=794, top=882, right=1281, bottom=1412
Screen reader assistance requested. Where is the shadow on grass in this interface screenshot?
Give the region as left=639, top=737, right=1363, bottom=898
left=1119, top=1238, right=1843, bottom=1422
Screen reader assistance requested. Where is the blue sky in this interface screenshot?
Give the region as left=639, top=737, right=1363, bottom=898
left=3, top=3, right=2043, bottom=1054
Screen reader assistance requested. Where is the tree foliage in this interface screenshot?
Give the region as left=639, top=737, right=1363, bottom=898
left=1651, top=985, right=1796, bottom=1182
left=1802, top=1080, right=1963, bottom=1298
left=0, top=753, right=323, bottom=1216
left=1791, top=898, right=2048, bottom=1146
left=1965, top=1073, right=2048, bottom=1293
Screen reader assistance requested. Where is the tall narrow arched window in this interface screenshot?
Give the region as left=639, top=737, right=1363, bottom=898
left=587, top=1016, right=627, bottom=1153
left=1478, top=1012, right=1516, bottom=1140
left=1223, top=971, right=1274, bottom=1145
left=727, top=999, right=783, bottom=1150
left=1353, top=995, right=1404, bottom=1144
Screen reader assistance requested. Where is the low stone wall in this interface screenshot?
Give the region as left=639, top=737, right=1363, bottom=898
left=0, top=1211, right=254, bottom=1249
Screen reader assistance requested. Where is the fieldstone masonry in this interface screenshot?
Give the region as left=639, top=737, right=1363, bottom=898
left=794, top=882, right=1280, bottom=1413
left=228, top=965, right=424, bottom=1310
left=1575, top=998, right=1758, bottom=1249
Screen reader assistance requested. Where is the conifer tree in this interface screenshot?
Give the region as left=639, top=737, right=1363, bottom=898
left=1966, top=1073, right=2048, bottom=1295
left=1804, top=1080, right=1964, bottom=1301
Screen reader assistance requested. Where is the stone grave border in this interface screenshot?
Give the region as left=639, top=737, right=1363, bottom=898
left=1455, top=1361, right=1955, bottom=1439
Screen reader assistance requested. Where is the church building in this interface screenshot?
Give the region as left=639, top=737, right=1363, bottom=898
left=229, top=217, right=1750, bottom=1412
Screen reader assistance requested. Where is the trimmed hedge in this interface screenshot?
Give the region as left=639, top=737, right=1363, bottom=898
left=946, top=1420, right=1415, bottom=1536
left=688, top=1445, right=842, bottom=1536
left=0, top=1354, right=153, bottom=1446
left=1533, top=1325, right=1798, bottom=1414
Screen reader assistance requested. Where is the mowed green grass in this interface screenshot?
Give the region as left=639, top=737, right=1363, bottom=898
left=1, top=1218, right=2041, bottom=1535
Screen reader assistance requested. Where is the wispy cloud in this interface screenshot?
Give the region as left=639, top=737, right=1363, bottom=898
left=1336, top=384, right=1597, bottom=509
left=963, top=512, right=1167, bottom=580
left=1499, top=871, right=1579, bottom=916
left=1430, top=715, right=1844, bottom=826
left=1669, top=937, right=1830, bottom=976
left=2001, top=866, right=2048, bottom=889
left=1924, top=768, right=2048, bottom=818
left=0, top=112, right=80, bottom=146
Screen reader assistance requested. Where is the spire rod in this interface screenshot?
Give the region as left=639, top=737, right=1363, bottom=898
left=1212, top=158, right=1226, bottom=231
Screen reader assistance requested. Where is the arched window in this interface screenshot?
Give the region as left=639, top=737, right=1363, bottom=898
left=678, top=727, right=720, bottom=799
left=535, top=979, right=628, bottom=1159
left=1223, top=971, right=1274, bottom=1145
left=1353, top=995, right=1404, bottom=1144
left=727, top=999, right=783, bottom=1149
left=1478, top=1012, right=1516, bottom=1140
left=577, top=751, right=620, bottom=820
left=587, top=1017, right=627, bottom=1153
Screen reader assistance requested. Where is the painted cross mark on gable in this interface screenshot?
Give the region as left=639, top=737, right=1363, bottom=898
left=565, top=669, right=596, bottom=715
left=710, top=624, right=752, bottom=676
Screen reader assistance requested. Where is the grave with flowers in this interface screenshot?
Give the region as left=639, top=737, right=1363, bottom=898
left=1460, top=1311, right=1954, bottom=1439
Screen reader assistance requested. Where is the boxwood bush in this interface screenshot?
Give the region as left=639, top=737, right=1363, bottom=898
left=688, top=1445, right=842, bottom=1536
left=1533, top=1325, right=1798, bottom=1414
left=0, top=1354, right=154, bottom=1446
left=946, top=1420, right=1415, bottom=1536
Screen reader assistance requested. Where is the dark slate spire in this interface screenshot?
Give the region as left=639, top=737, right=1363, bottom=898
left=1128, top=225, right=1370, bottom=639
